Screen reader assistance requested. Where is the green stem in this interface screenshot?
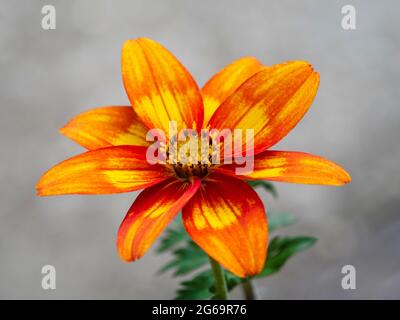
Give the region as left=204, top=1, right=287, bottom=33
left=209, top=256, right=228, bottom=300
left=242, top=278, right=256, bottom=300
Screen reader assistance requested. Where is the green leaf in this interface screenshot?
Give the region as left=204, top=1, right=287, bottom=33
left=156, top=219, right=188, bottom=253
left=173, top=236, right=317, bottom=299
left=224, top=271, right=243, bottom=291
left=257, top=236, right=317, bottom=278
left=175, top=270, right=215, bottom=300
left=156, top=204, right=317, bottom=299
left=247, top=180, right=278, bottom=198
left=159, top=241, right=208, bottom=276
left=268, top=213, right=296, bottom=232
left=176, top=269, right=243, bottom=300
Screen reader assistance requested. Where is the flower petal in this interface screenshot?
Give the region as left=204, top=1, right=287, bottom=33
left=201, top=57, right=264, bottom=125
left=182, top=172, right=268, bottom=277
left=60, top=106, right=149, bottom=150
left=209, top=61, right=320, bottom=156
left=122, top=38, right=203, bottom=134
left=36, top=146, right=172, bottom=196
left=216, top=150, right=351, bottom=186
left=117, top=177, right=201, bottom=261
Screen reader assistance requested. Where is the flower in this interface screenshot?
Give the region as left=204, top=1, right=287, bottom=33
left=36, top=38, right=351, bottom=277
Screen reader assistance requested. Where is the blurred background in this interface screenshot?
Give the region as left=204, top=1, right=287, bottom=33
left=1, top=0, right=399, bottom=299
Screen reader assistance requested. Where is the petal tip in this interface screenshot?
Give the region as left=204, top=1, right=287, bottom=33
left=35, top=187, right=43, bottom=197
left=117, top=248, right=137, bottom=263
left=331, top=166, right=351, bottom=186
left=35, top=175, right=47, bottom=196
left=122, top=37, right=157, bottom=50
left=312, top=70, right=320, bottom=84
left=122, top=38, right=141, bottom=53
left=226, top=262, right=264, bottom=278
left=117, top=237, right=140, bottom=262
left=341, top=170, right=352, bottom=185
left=286, top=61, right=318, bottom=76
left=59, top=118, right=79, bottom=140
left=35, top=181, right=54, bottom=197
left=333, top=163, right=351, bottom=186
left=59, top=124, right=69, bottom=137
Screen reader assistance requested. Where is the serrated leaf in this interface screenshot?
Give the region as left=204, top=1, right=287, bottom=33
left=176, top=269, right=243, bottom=300
left=156, top=201, right=317, bottom=299
left=156, top=219, right=189, bottom=253
left=159, top=241, right=208, bottom=276
left=175, top=270, right=215, bottom=300
left=173, top=236, right=316, bottom=299
left=268, top=213, right=296, bottom=232
left=247, top=180, right=278, bottom=198
left=257, top=236, right=317, bottom=278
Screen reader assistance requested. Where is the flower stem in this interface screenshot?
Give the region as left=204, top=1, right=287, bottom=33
left=242, top=278, right=256, bottom=300
left=209, top=256, right=228, bottom=300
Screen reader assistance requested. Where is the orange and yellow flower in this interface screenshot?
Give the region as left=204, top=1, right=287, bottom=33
left=36, top=38, right=350, bottom=277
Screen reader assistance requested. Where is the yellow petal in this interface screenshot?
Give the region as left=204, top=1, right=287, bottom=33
left=60, top=106, right=149, bottom=150
left=182, top=172, right=268, bottom=277
left=117, top=177, right=201, bottom=261
left=201, top=57, right=264, bottom=125
left=209, top=61, right=320, bottom=156
left=36, top=146, right=172, bottom=195
left=122, top=38, right=203, bottom=134
left=216, top=150, right=351, bottom=186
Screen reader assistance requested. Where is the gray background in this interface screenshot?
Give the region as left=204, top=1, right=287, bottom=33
left=1, top=0, right=399, bottom=299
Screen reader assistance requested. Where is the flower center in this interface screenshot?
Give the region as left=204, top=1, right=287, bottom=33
left=165, top=130, right=217, bottom=179
left=173, top=162, right=210, bottom=179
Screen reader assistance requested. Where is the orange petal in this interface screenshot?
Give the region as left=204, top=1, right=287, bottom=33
left=122, top=38, right=203, bottom=134
left=216, top=150, right=351, bottom=186
left=182, top=172, right=268, bottom=277
left=209, top=61, right=320, bottom=156
left=117, top=177, right=201, bottom=261
left=201, top=57, right=264, bottom=125
left=36, top=146, right=172, bottom=196
left=60, top=106, right=149, bottom=150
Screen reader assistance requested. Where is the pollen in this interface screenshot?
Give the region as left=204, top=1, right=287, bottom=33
left=165, top=127, right=220, bottom=180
